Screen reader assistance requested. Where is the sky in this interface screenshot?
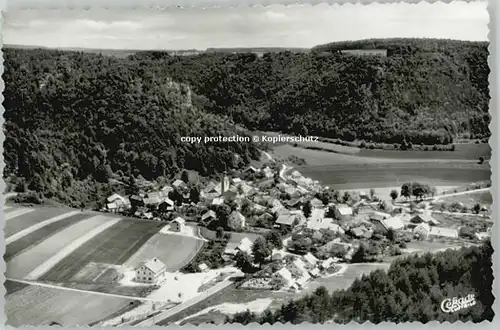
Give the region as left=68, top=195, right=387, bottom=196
left=3, top=1, right=489, bottom=50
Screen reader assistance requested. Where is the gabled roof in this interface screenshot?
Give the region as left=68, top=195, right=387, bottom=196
left=144, top=196, right=162, bottom=205
left=173, top=216, right=186, bottom=225
left=107, top=193, right=125, bottom=203
left=303, top=252, right=318, bottom=266
left=336, top=205, right=353, bottom=216
left=237, top=237, right=253, bottom=254
left=381, top=217, right=405, bottom=231
left=275, top=267, right=293, bottom=284
left=212, top=197, right=224, bottom=205
left=276, top=213, right=296, bottom=226
left=229, top=210, right=246, bottom=222
left=202, top=210, right=216, bottom=221
left=138, top=257, right=166, bottom=274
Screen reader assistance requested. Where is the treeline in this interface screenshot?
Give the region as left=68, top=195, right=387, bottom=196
left=226, top=240, right=494, bottom=324
left=3, top=48, right=260, bottom=206
left=128, top=38, right=490, bottom=145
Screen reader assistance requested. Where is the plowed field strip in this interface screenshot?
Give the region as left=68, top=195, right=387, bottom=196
left=40, top=219, right=164, bottom=282
left=6, top=215, right=114, bottom=279
left=5, top=213, right=92, bottom=262
left=4, top=207, right=75, bottom=237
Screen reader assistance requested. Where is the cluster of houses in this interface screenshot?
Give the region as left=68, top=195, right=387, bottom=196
left=106, top=164, right=492, bottom=290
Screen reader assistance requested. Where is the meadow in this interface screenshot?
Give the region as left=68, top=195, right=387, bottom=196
left=5, top=281, right=136, bottom=327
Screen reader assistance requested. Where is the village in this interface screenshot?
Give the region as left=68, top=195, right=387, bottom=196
left=101, top=159, right=493, bottom=301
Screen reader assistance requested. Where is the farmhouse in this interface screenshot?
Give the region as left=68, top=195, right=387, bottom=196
left=135, top=257, right=166, bottom=284
left=413, top=223, right=431, bottom=238
left=198, top=263, right=209, bottom=272
left=310, top=198, right=324, bottom=209
left=307, top=217, right=344, bottom=234
left=302, top=252, right=318, bottom=268
left=273, top=267, right=294, bottom=287
left=287, top=259, right=310, bottom=280
left=275, top=213, right=298, bottom=230
left=371, top=216, right=405, bottom=233
left=350, top=226, right=373, bottom=239
left=171, top=217, right=186, bottom=232
left=228, top=211, right=246, bottom=230
left=411, top=212, right=440, bottom=226
left=332, top=204, right=353, bottom=221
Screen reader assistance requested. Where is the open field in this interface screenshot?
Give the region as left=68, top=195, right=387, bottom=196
left=39, top=218, right=165, bottom=282
left=5, top=212, right=91, bottom=261
left=6, top=215, right=115, bottom=279
left=296, top=162, right=490, bottom=189
left=439, top=190, right=493, bottom=207
left=125, top=232, right=204, bottom=271
left=4, top=206, right=76, bottom=237
left=5, top=281, right=136, bottom=327
left=266, top=133, right=491, bottom=160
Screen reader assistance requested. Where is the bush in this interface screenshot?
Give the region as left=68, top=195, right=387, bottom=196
left=14, top=191, right=44, bottom=204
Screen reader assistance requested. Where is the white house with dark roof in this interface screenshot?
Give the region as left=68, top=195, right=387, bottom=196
left=171, top=217, right=186, bottom=232
left=135, top=257, right=166, bottom=284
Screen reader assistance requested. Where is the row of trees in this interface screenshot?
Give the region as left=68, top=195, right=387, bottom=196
left=227, top=240, right=493, bottom=324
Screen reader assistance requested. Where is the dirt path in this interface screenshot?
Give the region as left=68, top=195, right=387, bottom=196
left=25, top=216, right=122, bottom=280
left=4, top=208, right=36, bottom=221
left=6, top=210, right=81, bottom=244
left=134, top=275, right=240, bottom=326
left=433, top=187, right=490, bottom=202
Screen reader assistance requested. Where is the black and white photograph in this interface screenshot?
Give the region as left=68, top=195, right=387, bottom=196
left=1, top=1, right=494, bottom=326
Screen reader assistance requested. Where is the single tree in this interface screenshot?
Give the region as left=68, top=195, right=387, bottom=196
left=265, top=231, right=283, bottom=249
left=479, top=156, right=485, bottom=164
left=390, top=189, right=399, bottom=202
left=189, top=186, right=200, bottom=204
left=473, top=203, right=481, bottom=214
left=401, top=183, right=412, bottom=200
left=252, top=237, right=272, bottom=267
left=216, top=226, right=224, bottom=239
left=234, top=251, right=254, bottom=273
left=302, top=200, right=312, bottom=218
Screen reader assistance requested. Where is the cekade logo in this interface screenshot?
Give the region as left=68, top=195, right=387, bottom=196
left=440, top=294, right=476, bottom=313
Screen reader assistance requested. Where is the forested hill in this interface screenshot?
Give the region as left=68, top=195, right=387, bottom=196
left=3, top=48, right=260, bottom=206
left=227, top=240, right=494, bottom=324
left=129, top=38, right=490, bottom=145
